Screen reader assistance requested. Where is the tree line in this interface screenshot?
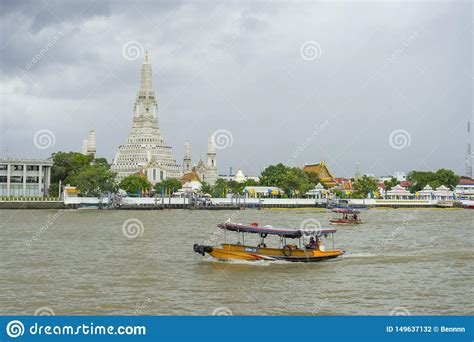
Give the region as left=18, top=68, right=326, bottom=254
left=48, top=152, right=464, bottom=198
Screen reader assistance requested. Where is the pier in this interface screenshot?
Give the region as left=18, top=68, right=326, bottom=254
left=1, top=197, right=471, bottom=210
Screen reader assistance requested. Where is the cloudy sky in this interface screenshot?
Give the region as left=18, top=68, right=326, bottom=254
left=0, top=0, right=472, bottom=178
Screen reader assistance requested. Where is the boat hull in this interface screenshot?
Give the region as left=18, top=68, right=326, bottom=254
left=329, top=219, right=361, bottom=225
left=196, top=243, right=344, bottom=263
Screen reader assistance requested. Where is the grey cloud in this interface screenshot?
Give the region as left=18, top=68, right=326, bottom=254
left=0, top=1, right=472, bottom=178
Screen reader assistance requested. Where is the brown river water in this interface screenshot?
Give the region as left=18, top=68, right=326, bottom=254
left=0, top=208, right=472, bottom=315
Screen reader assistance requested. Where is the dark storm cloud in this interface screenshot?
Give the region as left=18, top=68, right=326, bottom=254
left=0, top=0, right=472, bottom=178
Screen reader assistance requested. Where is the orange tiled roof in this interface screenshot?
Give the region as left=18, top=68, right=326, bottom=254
left=180, top=170, right=200, bottom=184
left=304, top=161, right=337, bottom=187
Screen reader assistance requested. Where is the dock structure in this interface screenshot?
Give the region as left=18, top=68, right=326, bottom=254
left=0, top=196, right=470, bottom=210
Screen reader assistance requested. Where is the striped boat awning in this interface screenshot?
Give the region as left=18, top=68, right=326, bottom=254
left=217, top=223, right=336, bottom=238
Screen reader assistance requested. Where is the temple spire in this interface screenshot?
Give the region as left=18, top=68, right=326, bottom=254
left=140, top=51, right=153, bottom=90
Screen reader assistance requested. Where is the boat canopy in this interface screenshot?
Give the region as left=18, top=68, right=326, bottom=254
left=217, top=223, right=337, bottom=239
left=332, top=208, right=360, bottom=214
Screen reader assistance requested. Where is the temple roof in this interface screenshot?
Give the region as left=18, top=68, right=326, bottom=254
left=181, top=170, right=200, bottom=184
left=303, top=161, right=336, bottom=186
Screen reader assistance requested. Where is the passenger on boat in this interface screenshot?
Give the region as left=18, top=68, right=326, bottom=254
left=315, top=237, right=321, bottom=250
left=306, top=236, right=317, bottom=249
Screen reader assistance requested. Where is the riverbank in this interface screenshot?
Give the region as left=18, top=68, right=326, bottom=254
left=0, top=197, right=473, bottom=209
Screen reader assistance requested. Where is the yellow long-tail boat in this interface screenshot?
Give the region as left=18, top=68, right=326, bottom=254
left=193, top=222, right=344, bottom=263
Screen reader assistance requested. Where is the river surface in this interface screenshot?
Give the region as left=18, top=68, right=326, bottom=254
left=0, top=208, right=472, bottom=316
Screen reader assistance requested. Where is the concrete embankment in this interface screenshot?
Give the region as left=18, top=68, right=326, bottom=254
left=0, top=201, right=65, bottom=209
left=0, top=197, right=468, bottom=210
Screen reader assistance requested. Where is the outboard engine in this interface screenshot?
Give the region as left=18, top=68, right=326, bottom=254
left=193, top=244, right=213, bottom=256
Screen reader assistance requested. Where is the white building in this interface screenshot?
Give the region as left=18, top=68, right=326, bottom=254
left=455, top=179, right=474, bottom=199
left=0, top=158, right=53, bottom=197
left=385, top=184, right=412, bottom=199
left=219, top=168, right=259, bottom=183
left=182, top=143, right=192, bottom=174
left=393, top=171, right=407, bottom=182
left=418, top=184, right=434, bottom=199
left=81, top=129, right=96, bottom=157
left=180, top=135, right=218, bottom=186
left=203, top=134, right=217, bottom=185
left=111, top=52, right=181, bottom=181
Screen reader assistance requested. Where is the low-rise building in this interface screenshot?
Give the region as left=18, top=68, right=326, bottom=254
left=385, top=184, right=412, bottom=199
left=0, top=158, right=53, bottom=197
left=455, top=179, right=474, bottom=199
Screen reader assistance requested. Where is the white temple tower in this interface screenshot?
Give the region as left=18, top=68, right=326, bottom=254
left=182, top=143, right=192, bottom=174
left=111, top=52, right=181, bottom=181
left=204, top=134, right=217, bottom=185
left=82, top=129, right=96, bottom=158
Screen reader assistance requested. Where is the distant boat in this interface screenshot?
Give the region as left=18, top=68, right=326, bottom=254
left=329, top=208, right=362, bottom=225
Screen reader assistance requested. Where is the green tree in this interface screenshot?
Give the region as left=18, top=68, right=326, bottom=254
left=281, top=167, right=312, bottom=196
left=383, top=177, right=398, bottom=191
left=408, top=169, right=460, bottom=192
left=434, top=169, right=460, bottom=190
left=226, top=180, right=242, bottom=195
left=305, top=171, right=321, bottom=187
left=49, top=152, right=95, bottom=194
left=213, top=178, right=228, bottom=197
left=259, top=163, right=313, bottom=197
left=353, top=175, right=378, bottom=197
left=154, top=178, right=182, bottom=194
left=200, top=182, right=213, bottom=195
left=119, top=174, right=152, bottom=195
left=259, top=163, right=290, bottom=188
left=70, top=164, right=117, bottom=197
left=242, top=178, right=258, bottom=187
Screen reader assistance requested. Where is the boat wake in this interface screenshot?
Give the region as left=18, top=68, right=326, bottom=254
left=342, top=252, right=376, bottom=259
left=203, top=257, right=272, bottom=266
